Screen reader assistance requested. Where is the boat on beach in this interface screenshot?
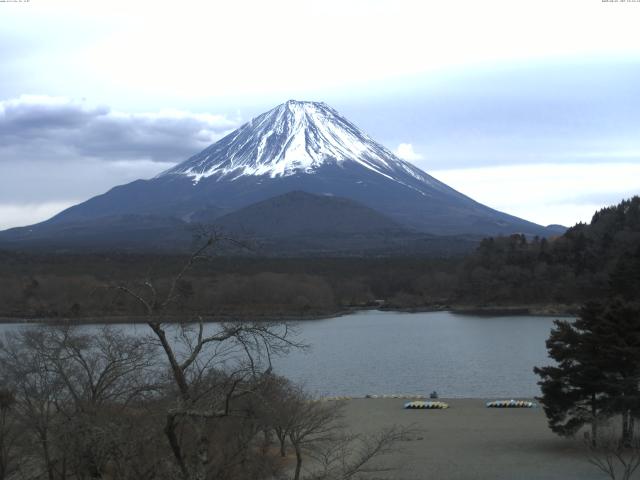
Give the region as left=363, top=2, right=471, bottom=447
left=486, top=399, right=536, bottom=408
left=404, top=400, right=449, bottom=409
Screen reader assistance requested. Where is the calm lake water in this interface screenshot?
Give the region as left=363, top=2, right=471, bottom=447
left=0, top=310, right=563, bottom=398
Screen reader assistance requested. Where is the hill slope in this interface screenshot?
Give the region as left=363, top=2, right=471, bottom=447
left=215, top=191, right=404, bottom=237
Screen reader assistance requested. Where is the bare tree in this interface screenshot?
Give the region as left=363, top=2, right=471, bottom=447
left=254, top=373, right=301, bottom=458
left=0, top=231, right=407, bottom=480
left=201, top=372, right=409, bottom=480
left=287, top=396, right=344, bottom=480
left=585, top=422, right=640, bottom=480
left=309, top=426, right=413, bottom=480
left=114, top=231, right=304, bottom=480
left=34, top=326, right=159, bottom=411
left=0, top=329, right=69, bottom=480
left=0, top=326, right=162, bottom=480
left=262, top=378, right=412, bottom=480
left=0, top=388, right=21, bottom=480
left=43, top=326, right=160, bottom=479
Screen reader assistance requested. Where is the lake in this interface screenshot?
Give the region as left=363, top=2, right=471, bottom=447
left=0, top=310, right=563, bottom=398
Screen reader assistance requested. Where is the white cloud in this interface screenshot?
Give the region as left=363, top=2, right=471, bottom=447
left=4, top=0, right=639, bottom=103
left=394, top=143, right=423, bottom=161
left=431, top=162, right=640, bottom=227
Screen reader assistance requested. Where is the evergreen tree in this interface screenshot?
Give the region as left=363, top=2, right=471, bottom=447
left=534, top=302, right=610, bottom=445
left=609, top=245, right=640, bottom=301
left=596, top=301, right=640, bottom=446
left=535, top=301, right=640, bottom=445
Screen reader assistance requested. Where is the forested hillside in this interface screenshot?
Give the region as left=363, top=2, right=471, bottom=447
left=457, top=196, right=640, bottom=306
left=1, top=197, right=638, bottom=320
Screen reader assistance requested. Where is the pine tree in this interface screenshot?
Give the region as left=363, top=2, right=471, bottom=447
left=534, top=302, right=610, bottom=445
left=535, top=301, right=640, bottom=446
left=609, top=245, right=640, bottom=302
left=596, top=301, right=640, bottom=446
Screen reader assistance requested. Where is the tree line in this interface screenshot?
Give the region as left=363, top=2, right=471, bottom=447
left=459, top=196, right=640, bottom=306
left=3, top=196, right=639, bottom=320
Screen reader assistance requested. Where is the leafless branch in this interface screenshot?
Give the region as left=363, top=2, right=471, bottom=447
left=585, top=424, right=640, bottom=480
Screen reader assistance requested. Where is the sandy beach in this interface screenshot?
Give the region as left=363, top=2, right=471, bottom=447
left=340, top=398, right=603, bottom=480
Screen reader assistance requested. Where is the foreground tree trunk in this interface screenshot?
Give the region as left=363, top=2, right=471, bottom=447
left=622, top=410, right=635, bottom=448
left=293, top=443, right=303, bottom=480
left=115, top=233, right=303, bottom=480
left=275, top=428, right=287, bottom=457
left=592, top=394, right=598, bottom=448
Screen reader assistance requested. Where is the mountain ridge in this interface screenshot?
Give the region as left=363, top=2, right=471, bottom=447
left=0, top=100, right=563, bottom=252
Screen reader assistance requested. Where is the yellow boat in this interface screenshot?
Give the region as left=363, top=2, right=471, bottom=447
left=404, top=401, right=449, bottom=409
left=486, top=399, right=536, bottom=408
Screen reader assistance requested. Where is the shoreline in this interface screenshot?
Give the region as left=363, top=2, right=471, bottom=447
left=0, top=303, right=577, bottom=325
left=321, top=395, right=541, bottom=402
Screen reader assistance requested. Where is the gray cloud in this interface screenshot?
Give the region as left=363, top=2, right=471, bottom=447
left=0, top=95, right=240, bottom=164
left=0, top=96, right=242, bottom=228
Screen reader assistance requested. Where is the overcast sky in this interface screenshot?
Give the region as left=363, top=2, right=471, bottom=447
left=1, top=0, right=639, bottom=229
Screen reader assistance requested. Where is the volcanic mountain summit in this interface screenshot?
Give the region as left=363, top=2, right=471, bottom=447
left=0, top=100, right=561, bottom=253
left=161, top=100, right=442, bottom=186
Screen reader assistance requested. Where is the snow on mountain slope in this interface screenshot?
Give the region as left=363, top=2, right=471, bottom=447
left=159, top=100, right=448, bottom=196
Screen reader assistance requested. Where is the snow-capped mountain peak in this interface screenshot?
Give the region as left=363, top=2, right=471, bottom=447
left=2, top=100, right=554, bottom=243
left=159, top=100, right=431, bottom=186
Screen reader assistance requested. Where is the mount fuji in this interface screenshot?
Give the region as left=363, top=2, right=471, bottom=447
left=0, top=100, right=562, bottom=253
